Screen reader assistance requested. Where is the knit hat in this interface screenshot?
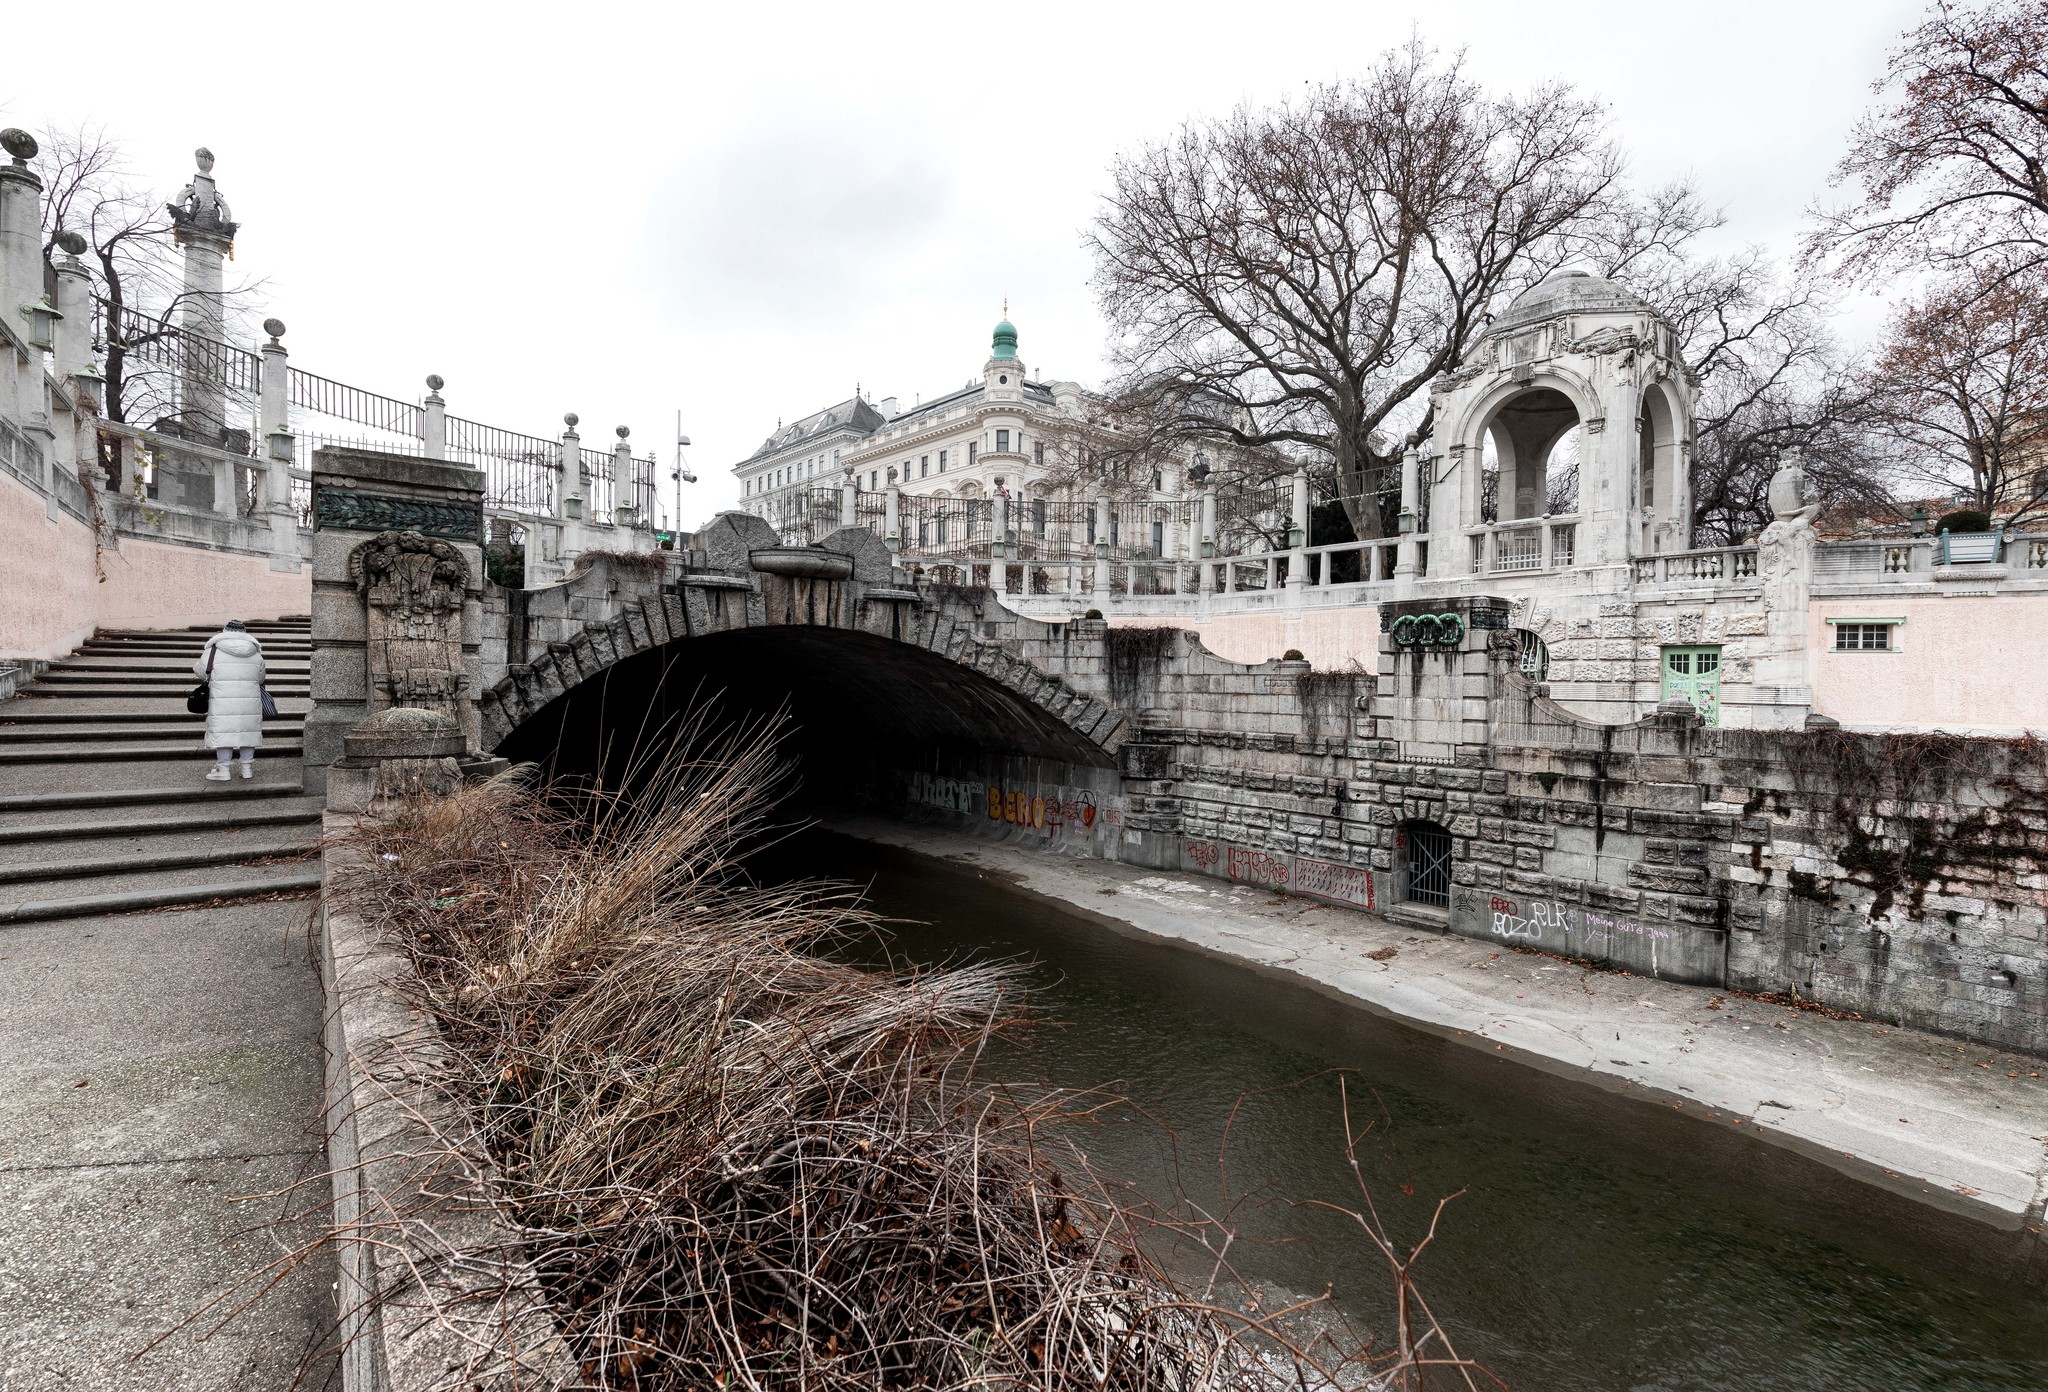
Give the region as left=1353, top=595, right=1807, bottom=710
left=225, top=619, right=247, bottom=631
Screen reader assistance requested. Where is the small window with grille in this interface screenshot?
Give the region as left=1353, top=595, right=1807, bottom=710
left=1833, top=622, right=1895, bottom=652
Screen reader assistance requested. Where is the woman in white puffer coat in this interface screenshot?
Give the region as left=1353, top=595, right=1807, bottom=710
left=194, top=619, right=268, bottom=781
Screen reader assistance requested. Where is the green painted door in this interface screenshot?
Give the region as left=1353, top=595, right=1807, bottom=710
left=1661, top=646, right=1723, bottom=725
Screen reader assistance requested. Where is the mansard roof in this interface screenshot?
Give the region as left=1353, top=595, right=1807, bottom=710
left=886, top=378, right=1057, bottom=430
left=748, top=395, right=887, bottom=460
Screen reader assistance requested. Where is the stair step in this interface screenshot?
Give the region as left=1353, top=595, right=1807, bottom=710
left=0, top=710, right=306, bottom=726
left=16, top=687, right=311, bottom=698
left=35, top=671, right=309, bottom=685
left=0, top=723, right=302, bottom=743
left=0, top=742, right=304, bottom=765
left=0, top=840, right=317, bottom=885
left=0, top=782, right=312, bottom=813
left=0, top=804, right=322, bottom=845
left=0, top=868, right=324, bottom=925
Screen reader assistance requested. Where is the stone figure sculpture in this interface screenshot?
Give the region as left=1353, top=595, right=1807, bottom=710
left=1758, top=450, right=1818, bottom=616
left=348, top=530, right=471, bottom=721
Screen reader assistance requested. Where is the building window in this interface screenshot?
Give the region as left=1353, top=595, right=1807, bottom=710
left=1151, top=518, right=1164, bottom=557
left=996, top=428, right=1010, bottom=453
left=1035, top=442, right=1045, bottom=468
left=920, top=455, right=929, bottom=477
left=939, top=449, right=948, bottom=472
left=1517, top=630, right=1550, bottom=682
left=1033, top=499, right=1047, bottom=537
left=968, top=442, right=979, bottom=465
left=870, top=470, right=879, bottom=490
left=1833, top=622, right=1896, bottom=652
left=1400, top=820, right=1453, bottom=909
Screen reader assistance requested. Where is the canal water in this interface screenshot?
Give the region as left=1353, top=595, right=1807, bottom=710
left=764, top=831, right=2048, bottom=1392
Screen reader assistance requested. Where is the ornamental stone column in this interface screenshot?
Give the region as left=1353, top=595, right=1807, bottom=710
left=167, top=148, right=237, bottom=448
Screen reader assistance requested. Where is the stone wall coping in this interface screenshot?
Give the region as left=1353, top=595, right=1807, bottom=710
left=320, top=824, right=578, bottom=1390
left=312, top=446, right=486, bottom=498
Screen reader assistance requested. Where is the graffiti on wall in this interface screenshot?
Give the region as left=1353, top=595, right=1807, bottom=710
left=1184, top=838, right=1376, bottom=911
left=1226, top=845, right=1291, bottom=889
left=1485, top=894, right=1673, bottom=951
left=1293, top=855, right=1375, bottom=909
left=1488, top=894, right=1576, bottom=944
left=907, top=771, right=1125, bottom=842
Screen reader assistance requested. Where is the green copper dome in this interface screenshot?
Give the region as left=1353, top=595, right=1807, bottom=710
left=991, top=315, right=1018, bottom=361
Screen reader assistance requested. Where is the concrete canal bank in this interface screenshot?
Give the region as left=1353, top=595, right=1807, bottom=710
left=829, top=814, right=2048, bottom=1236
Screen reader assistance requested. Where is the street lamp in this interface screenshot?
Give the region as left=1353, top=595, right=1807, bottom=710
left=21, top=296, right=58, bottom=352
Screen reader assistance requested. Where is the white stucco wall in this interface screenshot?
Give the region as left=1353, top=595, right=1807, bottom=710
left=1810, top=595, right=2048, bottom=734
left=1, top=468, right=311, bottom=660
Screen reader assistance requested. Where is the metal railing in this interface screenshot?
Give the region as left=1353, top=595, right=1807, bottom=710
left=288, top=369, right=424, bottom=435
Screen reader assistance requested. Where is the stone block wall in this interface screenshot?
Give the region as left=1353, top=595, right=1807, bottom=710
left=450, top=526, right=2048, bottom=1054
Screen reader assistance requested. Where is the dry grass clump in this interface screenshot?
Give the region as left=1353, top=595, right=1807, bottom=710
left=326, top=715, right=1479, bottom=1391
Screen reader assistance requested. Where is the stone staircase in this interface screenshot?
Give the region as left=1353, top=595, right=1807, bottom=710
left=0, top=619, right=323, bottom=923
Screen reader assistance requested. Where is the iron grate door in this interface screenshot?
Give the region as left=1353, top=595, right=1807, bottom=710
left=1406, top=822, right=1452, bottom=908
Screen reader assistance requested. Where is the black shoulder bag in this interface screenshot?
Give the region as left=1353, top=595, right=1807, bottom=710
left=186, top=644, right=217, bottom=715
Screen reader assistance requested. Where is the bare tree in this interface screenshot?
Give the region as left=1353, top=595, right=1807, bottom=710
left=1864, top=257, right=2048, bottom=522
left=32, top=124, right=256, bottom=429
left=1089, top=39, right=1663, bottom=540
left=1808, top=0, right=2048, bottom=284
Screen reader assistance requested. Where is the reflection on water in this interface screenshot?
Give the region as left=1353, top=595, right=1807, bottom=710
left=760, top=832, right=2048, bottom=1392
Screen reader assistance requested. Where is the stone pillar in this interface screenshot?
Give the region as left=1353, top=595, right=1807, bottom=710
left=992, top=492, right=1010, bottom=592
left=611, top=426, right=635, bottom=527
left=0, top=131, right=43, bottom=356
left=167, top=149, right=237, bottom=446
left=884, top=485, right=901, bottom=552
left=257, top=320, right=300, bottom=567
left=423, top=376, right=447, bottom=460
left=304, top=446, right=487, bottom=794
left=1093, top=495, right=1111, bottom=598
left=1394, top=445, right=1420, bottom=597
left=52, top=238, right=91, bottom=382
left=556, top=417, right=579, bottom=522
left=1199, top=486, right=1217, bottom=595
left=840, top=476, right=857, bottom=528
left=1286, top=466, right=1309, bottom=596
left=1751, top=449, right=1817, bottom=729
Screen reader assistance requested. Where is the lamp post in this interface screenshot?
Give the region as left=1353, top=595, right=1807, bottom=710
left=670, top=411, right=695, bottom=543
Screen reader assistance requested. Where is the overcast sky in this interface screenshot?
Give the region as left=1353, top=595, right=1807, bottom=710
left=7, top=0, right=1922, bottom=530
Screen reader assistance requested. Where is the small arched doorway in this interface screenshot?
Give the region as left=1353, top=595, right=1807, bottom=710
left=1399, top=818, right=1453, bottom=909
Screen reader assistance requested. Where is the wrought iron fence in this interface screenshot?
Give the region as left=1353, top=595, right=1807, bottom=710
left=288, top=368, right=423, bottom=435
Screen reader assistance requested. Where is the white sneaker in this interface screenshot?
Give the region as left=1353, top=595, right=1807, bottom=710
left=239, top=762, right=254, bottom=779
left=205, top=766, right=231, bottom=782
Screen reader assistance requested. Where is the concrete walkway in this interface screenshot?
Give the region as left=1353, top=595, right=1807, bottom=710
left=831, top=815, right=2048, bottom=1237
left=0, top=623, right=331, bottom=1388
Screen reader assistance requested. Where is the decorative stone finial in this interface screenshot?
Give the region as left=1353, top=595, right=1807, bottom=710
left=425, top=373, right=444, bottom=392
left=0, top=129, right=37, bottom=165
left=615, top=425, right=630, bottom=440
left=1768, top=447, right=1813, bottom=522
left=563, top=412, right=579, bottom=430
left=195, top=147, right=215, bottom=175
left=55, top=229, right=87, bottom=257
left=263, top=317, right=286, bottom=341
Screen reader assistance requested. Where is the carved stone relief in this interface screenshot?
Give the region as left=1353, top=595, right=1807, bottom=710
left=348, top=530, right=471, bottom=723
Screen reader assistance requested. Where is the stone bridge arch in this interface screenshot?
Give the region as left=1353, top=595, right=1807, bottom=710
left=479, top=512, right=1132, bottom=773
